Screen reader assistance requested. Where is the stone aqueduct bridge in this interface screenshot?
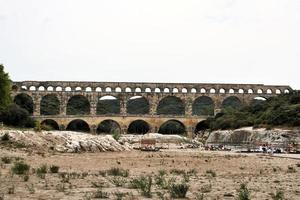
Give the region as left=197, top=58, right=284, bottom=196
left=11, top=81, right=292, bottom=136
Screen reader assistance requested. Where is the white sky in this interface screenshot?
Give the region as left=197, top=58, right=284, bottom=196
left=0, top=0, right=300, bottom=89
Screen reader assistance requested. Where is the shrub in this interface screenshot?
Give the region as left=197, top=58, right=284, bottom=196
left=206, top=169, right=217, bottom=177
left=11, top=161, right=30, bottom=175
left=271, top=190, right=284, bottom=200
left=93, top=189, right=109, bottom=198
left=130, top=175, right=152, bottom=197
left=237, top=183, right=250, bottom=200
left=106, top=167, right=129, bottom=177
left=169, top=182, right=189, bottom=198
left=1, top=156, right=12, bottom=164
left=49, top=165, right=59, bottom=173
left=36, top=164, right=47, bottom=178
left=112, top=131, right=121, bottom=141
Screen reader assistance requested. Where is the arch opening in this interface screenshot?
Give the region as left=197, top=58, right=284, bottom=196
left=41, top=119, right=59, bottom=130
left=158, top=120, right=186, bottom=135
left=194, top=121, right=210, bottom=134
left=127, top=120, right=150, bottom=134
left=67, top=119, right=90, bottom=133
left=157, top=96, right=185, bottom=115
left=97, top=120, right=121, bottom=134
left=192, top=96, right=214, bottom=116
left=40, top=94, right=60, bottom=115
left=222, top=96, right=242, bottom=109
left=127, top=96, right=149, bottom=115
left=14, top=93, right=34, bottom=114
left=97, top=96, right=120, bottom=115
left=66, top=95, right=90, bottom=115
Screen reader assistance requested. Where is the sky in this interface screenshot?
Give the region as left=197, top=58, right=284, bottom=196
left=0, top=0, right=300, bottom=89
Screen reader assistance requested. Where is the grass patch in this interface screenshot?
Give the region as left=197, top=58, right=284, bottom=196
left=11, top=161, right=30, bottom=175
left=206, top=169, right=217, bottom=177
left=106, top=167, right=129, bottom=177
left=130, top=175, right=152, bottom=198
left=49, top=165, right=59, bottom=173
left=169, top=182, right=189, bottom=198
left=237, top=183, right=250, bottom=200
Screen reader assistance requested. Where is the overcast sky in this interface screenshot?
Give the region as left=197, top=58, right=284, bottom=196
left=0, top=0, right=300, bottom=89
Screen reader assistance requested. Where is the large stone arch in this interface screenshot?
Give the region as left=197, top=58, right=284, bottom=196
left=13, top=93, right=34, bottom=114
left=66, top=119, right=90, bottom=133
left=157, top=96, right=185, bottom=115
left=158, top=119, right=186, bottom=135
left=127, top=96, right=150, bottom=115
left=41, top=119, right=60, bottom=130
left=222, top=96, right=242, bottom=109
left=192, top=96, right=215, bottom=116
left=40, top=94, right=60, bottom=115
left=97, top=96, right=120, bottom=115
left=127, top=120, right=150, bottom=134
left=97, top=119, right=121, bottom=134
left=66, top=95, right=90, bottom=115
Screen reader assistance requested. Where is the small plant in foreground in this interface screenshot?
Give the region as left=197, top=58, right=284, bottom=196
left=206, top=169, right=216, bottom=177
left=271, top=190, right=284, bottom=200
left=106, top=167, right=129, bottom=177
left=237, top=183, right=250, bottom=200
left=93, top=189, right=109, bottom=198
left=11, top=161, right=30, bottom=175
left=130, top=175, right=152, bottom=198
left=26, top=184, right=35, bottom=194
left=36, top=164, right=47, bottom=179
left=1, top=156, right=12, bottom=164
left=49, top=165, right=59, bottom=173
left=169, top=182, right=189, bottom=198
left=109, top=176, right=127, bottom=187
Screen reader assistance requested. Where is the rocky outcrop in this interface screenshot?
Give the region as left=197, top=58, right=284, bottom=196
left=206, top=127, right=300, bottom=148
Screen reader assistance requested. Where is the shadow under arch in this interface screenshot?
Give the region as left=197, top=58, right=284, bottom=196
left=67, top=95, right=90, bottom=115
left=97, top=119, right=121, bottom=134
left=192, top=96, right=214, bottom=116
left=40, top=94, right=60, bottom=115
left=222, top=96, right=242, bottom=109
left=14, top=93, right=34, bottom=114
left=41, top=119, right=60, bottom=130
left=157, top=96, right=185, bottom=115
left=127, top=96, right=149, bottom=115
left=66, top=119, right=90, bottom=133
left=158, top=120, right=186, bottom=135
left=127, top=120, right=150, bottom=134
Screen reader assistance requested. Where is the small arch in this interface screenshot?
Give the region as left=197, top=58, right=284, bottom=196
left=40, top=94, right=60, bottom=115
left=97, top=120, right=121, bottom=134
left=21, top=86, right=27, bottom=91
left=85, top=87, right=92, bottom=92
left=67, top=119, right=90, bottom=133
left=145, top=88, right=151, bottom=93
left=238, top=89, right=244, bottom=94
left=47, top=86, right=54, bottom=91
left=38, top=86, right=45, bottom=91
left=56, top=86, right=62, bottom=92
left=229, top=89, right=235, bottom=94
left=248, top=89, right=253, bottom=94
left=41, top=119, right=59, bottom=130
left=105, top=87, right=112, bottom=92
left=219, top=88, right=225, bottom=94
left=191, top=88, right=197, bottom=93
left=96, top=87, right=102, bottom=92
left=155, top=88, right=161, bottom=93
left=257, top=89, right=263, bottom=94
left=75, top=87, right=82, bottom=91
left=14, top=93, right=34, bottom=114
left=125, top=87, right=132, bottom=92
left=66, top=95, right=90, bottom=115
left=210, top=88, right=216, bottom=94
left=284, top=89, right=290, bottom=94
left=29, top=86, right=36, bottom=91
left=182, top=88, right=188, bottom=93
left=65, top=87, right=72, bottom=92
left=157, top=96, right=185, bottom=115
left=12, top=85, right=18, bottom=91
left=158, top=120, right=186, bottom=135
left=127, top=96, right=149, bottom=114
left=275, top=89, right=281, bottom=94
left=135, top=87, right=142, bottom=93
left=172, top=88, right=179, bottom=93
left=127, top=120, right=150, bottom=134
left=115, top=87, right=122, bottom=93
left=266, top=89, right=272, bottom=94
left=97, top=96, right=120, bottom=115
left=222, top=96, right=242, bottom=109
left=164, top=88, right=170, bottom=93
left=200, top=88, right=206, bottom=93
left=192, top=96, right=215, bottom=116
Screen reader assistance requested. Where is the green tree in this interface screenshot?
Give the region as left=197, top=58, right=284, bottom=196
left=0, top=64, right=12, bottom=111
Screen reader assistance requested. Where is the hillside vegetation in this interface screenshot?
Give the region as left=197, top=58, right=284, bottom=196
left=201, top=91, right=300, bottom=131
